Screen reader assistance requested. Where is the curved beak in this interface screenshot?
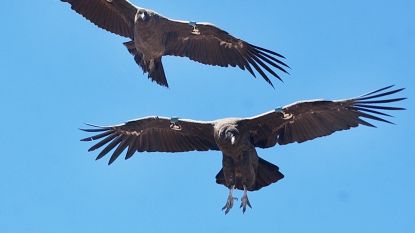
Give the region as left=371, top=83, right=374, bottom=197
left=138, top=12, right=146, bottom=20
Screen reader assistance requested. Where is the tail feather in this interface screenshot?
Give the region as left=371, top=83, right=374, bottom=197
left=148, top=58, right=168, bottom=87
left=215, top=169, right=226, bottom=186
left=123, top=41, right=169, bottom=87
left=215, top=157, right=284, bottom=191
left=253, top=157, right=284, bottom=191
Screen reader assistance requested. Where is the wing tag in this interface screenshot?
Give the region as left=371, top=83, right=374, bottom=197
left=275, top=107, right=283, bottom=113
left=170, top=117, right=182, bottom=131
left=188, top=21, right=200, bottom=35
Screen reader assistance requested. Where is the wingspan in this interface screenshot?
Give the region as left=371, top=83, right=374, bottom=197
left=161, top=19, right=289, bottom=87
left=242, top=86, right=406, bottom=148
left=81, top=116, right=219, bottom=165
left=61, top=0, right=137, bottom=38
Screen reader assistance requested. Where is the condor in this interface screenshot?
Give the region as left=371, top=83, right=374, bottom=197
left=61, top=0, right=289, bottom=88
left=81, top=86, right=405, bottom=214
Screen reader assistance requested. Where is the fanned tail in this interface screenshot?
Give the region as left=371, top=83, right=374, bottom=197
left=215, top=157, right=284, bottom=191
left=252, top=157, right=284, bottom=191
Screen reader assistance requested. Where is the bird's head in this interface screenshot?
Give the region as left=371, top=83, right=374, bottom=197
left=137, top=10, right=150, bottom=22
left=224, top=127, right=240, bottom=146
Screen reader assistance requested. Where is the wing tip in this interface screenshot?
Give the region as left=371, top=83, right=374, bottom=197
left=354, top=85, right=406, bottom=126
left=80, top=137, right=93, bottom=142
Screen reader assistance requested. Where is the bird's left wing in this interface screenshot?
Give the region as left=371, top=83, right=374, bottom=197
left=81, top=116, right=219, bottom=165
left=240, top=86, right=406, bottom=148
left=160, top=18, right=289, bottom=87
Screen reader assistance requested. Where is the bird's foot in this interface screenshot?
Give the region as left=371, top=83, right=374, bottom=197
left=222, top=195, right=237, bottom=215
left=240, top=186, right=252, bottom=214
left=222, top=186, right=237, bottom=215
left=240, top=194, right=252, bottom=213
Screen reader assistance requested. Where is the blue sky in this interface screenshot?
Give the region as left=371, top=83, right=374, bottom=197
left=1, top=0, right=414, bottom=232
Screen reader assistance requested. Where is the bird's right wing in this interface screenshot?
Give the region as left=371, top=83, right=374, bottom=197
left=81, top=116, right=219, bottom=165
left=61, top=0, right=137, bottom=39
left=240, top=86, right=405, bottom=148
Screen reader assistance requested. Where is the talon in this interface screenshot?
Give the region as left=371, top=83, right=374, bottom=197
left=247, top=199, right=252, bottom=209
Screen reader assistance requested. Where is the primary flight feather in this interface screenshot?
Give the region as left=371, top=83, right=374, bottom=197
left=61, top=0, right=289, bottom=88
left=81, top=86, right=405, bottom=214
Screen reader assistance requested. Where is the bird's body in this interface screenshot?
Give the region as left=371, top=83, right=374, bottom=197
left=61, top=0, right=289, bottom=87
left=133, top=10, right=164, bottom=58
left=214, top=119, right=260, bottom=189
left=81, top=86, right=405, bottom=214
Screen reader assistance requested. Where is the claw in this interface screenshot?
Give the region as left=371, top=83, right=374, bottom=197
left=247, top=199, right=252, bottom=208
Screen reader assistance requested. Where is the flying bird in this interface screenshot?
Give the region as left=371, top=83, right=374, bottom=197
left=80, top=86, right=405, bottom=214
left=61, top=0, right=289, bottom=88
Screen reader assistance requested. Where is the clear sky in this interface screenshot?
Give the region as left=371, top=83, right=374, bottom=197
left=1, top=0, right=414, bottom=232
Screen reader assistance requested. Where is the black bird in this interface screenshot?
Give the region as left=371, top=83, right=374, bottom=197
left=61, top=0, right=289, bottom=87
left=81, top=86, right=405, bottom=214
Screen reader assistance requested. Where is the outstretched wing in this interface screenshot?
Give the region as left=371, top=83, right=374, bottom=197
left=161, top=19, right=289, bottom=87
left=81, top=116, right=219, bottom=165
left=61, top=0, right=137, bottom=38
left=241, top=86, right=405, bottom=148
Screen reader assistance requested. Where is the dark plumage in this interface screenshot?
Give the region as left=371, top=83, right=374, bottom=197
left=61, top=0, right=289, bottom=88
left=81, top=86, right=405, bottom=214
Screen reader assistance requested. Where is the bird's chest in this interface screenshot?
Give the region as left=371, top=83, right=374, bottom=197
left=216, top=138, right=252, bottom=159
left=134, top=23, right=165, bottom=58
left=219, top=144, right=242, bottom=159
